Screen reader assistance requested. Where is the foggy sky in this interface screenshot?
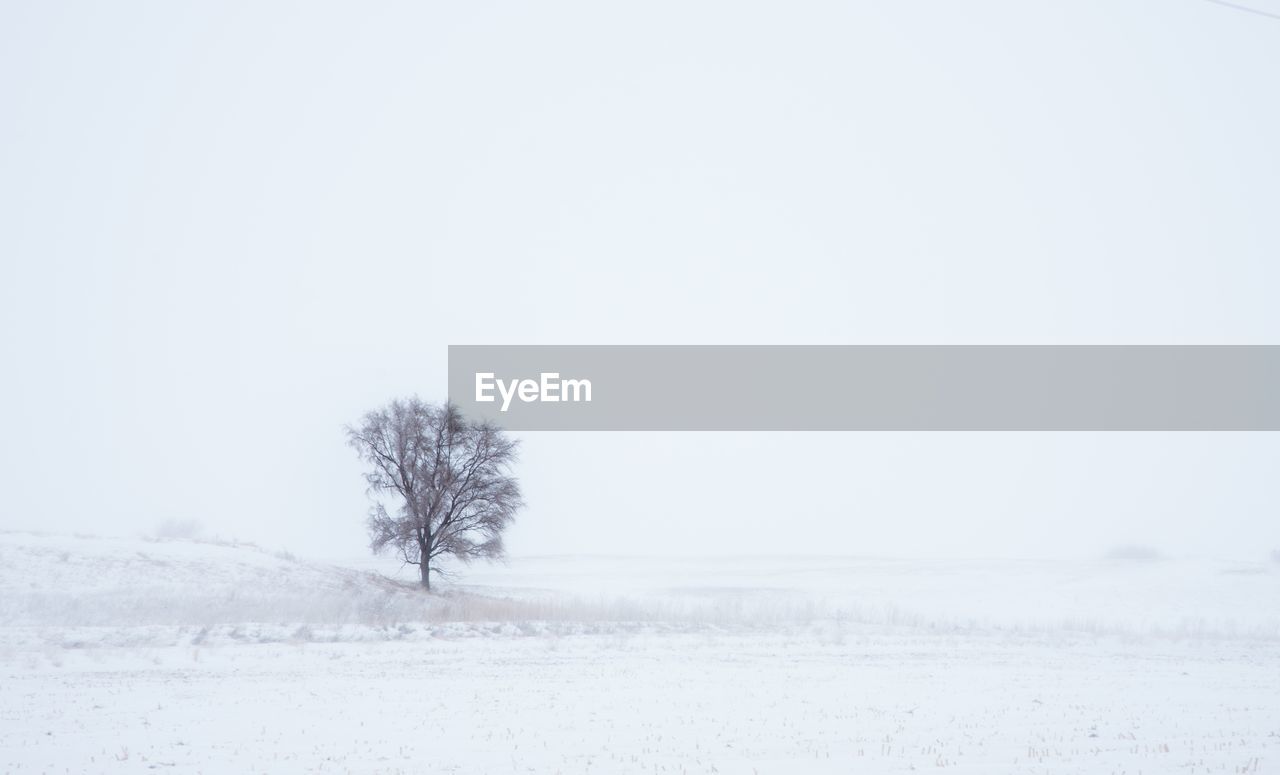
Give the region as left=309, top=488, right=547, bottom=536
left=2, top=1, right=1278, bottom=562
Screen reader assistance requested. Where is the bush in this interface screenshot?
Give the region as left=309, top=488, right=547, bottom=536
left=153, top=519, right=204, bottom=540
left=1104, top=544, right=1162, bottom=561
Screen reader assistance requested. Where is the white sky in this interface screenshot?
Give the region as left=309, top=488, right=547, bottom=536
left=2, top=1, right=1278, bottom=561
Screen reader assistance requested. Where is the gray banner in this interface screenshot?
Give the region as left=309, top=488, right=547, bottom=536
left=447, top=345, right=1280, bottom=431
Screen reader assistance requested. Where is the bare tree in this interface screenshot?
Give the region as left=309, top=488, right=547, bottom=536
left=346, top=397, right=523, bottom=590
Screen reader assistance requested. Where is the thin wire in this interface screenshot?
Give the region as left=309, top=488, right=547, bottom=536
left=1202, top=0, right=1280, bottom=21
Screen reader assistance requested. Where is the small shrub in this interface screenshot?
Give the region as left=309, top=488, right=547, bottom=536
left=1105, top=544, right=1162, bottom=561
left=153, top=519, right=204, bottom=540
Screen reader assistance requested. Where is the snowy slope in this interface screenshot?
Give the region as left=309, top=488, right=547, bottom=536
left=3, top=531, right=1279, bottom=639
left=0, top=531, right=434, bottom=628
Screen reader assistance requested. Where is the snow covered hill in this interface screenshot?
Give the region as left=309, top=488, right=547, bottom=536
left=3, top=530, right=1278, bottom=640
left=0, top=531, right=433, bottom=629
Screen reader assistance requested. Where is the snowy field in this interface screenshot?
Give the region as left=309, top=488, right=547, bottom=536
left=2, top=532, right=1279, bottom=773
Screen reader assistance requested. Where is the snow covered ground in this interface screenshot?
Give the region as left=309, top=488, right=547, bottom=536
left=2, top=531, right=1278, bottom=773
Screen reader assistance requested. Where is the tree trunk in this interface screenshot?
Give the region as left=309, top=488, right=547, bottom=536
left=418, top=535, right=431, bottom=591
